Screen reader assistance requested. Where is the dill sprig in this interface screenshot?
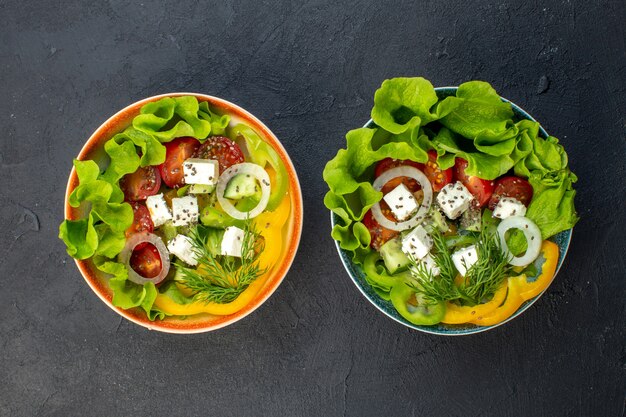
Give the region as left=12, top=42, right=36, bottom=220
left=407, top=227, right=512, bottom=306
left=175, top=221, right=268, bottom=304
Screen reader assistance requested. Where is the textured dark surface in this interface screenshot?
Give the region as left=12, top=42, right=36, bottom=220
left=1, top=0, right=625, bottom=416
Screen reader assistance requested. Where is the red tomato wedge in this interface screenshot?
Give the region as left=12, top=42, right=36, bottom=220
left=120, top=165, right=161, bottom=201
left=159, top=138, right=200, bottom=188
left=375, top=158, right=425, bottom=194
left=125, top=202, right=154, bottom=238
left=129, top=242, right=162, bottom=279
left=362, top=209, right=399, bottom=251
left=488, top=176, right=533, bottom=210
left=423, top=150, right=453, bottom=192
left=192, top=136, right=245, bottom=172
left=454, top=158, right=495, bottom=208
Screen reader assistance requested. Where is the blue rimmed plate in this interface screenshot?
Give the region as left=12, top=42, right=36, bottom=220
left=330, top=87, right=573, bottom=336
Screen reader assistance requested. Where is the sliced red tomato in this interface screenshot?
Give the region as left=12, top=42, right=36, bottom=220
left=192, top=136, right=244, bottom=172
left=423, top=150, right=453, bottom=192
left=159, top=137, right=200, bottom=188
left=362, top=209, right=399, bottom=251
left=375, top=158, right=425, bottom=194
left=125, top=202, right=154, bottom=238
left=454, top=158, right=495, bottom=208
left=130, top=242, right=162, bottom=279
left=488, top=176, right=534, bottom=210
left=120, top=165, right=161, bottom=201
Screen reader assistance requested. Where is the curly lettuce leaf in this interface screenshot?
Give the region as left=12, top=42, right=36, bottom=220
left=61, top=159, right=133, bottom=258
left=434, top=120, right=536, bottom=180
left=514, top=132, right=568, bottom=178
left=94, top=258, right=165, bottom=321
left=199, top=101, right=230, bottom=136
left=439, top=81, right=514, bottom=139
left=110, top=127, right=166, bottom=167
left=526, top=169, right=578, bottom=238
left=371, top=77, right=443, bottom=134
left=59, top=216, right=99, bottom=260
left=101, top=139, right=141, bottom=183
left=132, top=96, right=229, bottom=142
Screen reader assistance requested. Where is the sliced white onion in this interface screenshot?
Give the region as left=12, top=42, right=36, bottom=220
left=216, top=162, right=271, bottom=220
left=119, top=232, right=170, bottom=285
left=497, top=216, right=542, bottom=267
left=371, top=166, right=433, bottom=231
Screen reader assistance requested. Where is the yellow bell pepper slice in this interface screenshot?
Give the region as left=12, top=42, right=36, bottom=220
left=154, top=194, right=292, bottom=317
left=471, top=240, right=559, bottom=326
left=441, top=280, right=508, bottom=324
left=153, top=277, right=266, bottom=316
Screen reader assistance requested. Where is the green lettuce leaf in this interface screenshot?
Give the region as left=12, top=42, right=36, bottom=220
left=199, top=101, right=230, bottom=136
left=101, top=139, right=141, bottom=183
left=132, top=96, right=228, bottom=142
left=94, top=258, right=166, bottom=321
left=439, top=81, right=514, bottom=139
left=61, top=159, right=133, bottom=259
left=514, top=133, right=568, bottom=178
left=371, top=77, right=443, bottom=134
left=94, top=224, right=127, bottom=258
left=110, top=127, right=166, bottom=167
left=58, top=216, right=98, bottom=260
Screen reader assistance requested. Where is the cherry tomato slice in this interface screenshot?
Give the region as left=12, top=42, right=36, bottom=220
left=375, top=158, right=425, bottom=194
left=362, top=209, right=399, bottom=251
left=454, top=158, right=495, bottom=208
left=192, top=136, right=244, bottom=172
left=423, top=150, right=453, bottom=192
left=119, top=165, right=161, bottom=201
left=488, top=176, right=534, bottom=210
left=159, top=138, right=200, bottom=188
left=129, top=242, right=162, bottom=279
left=125, top=202, right=154, bottom=238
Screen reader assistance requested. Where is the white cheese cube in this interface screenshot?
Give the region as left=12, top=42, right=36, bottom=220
left=221, top=226, right=245, bottom=257
left=421, top=254, right=441, bottom=277
left=451, top=245, right=478, bottom=277
left=145, top=193, right=172, bottom=227
left=401, top=225, right=433, bottom=260
left=436, top=181, right=474, bottom=219
left=383, top=183, right=419, bottom=221
left=183, top=158, right=219, bottom=186
left=493, top=197, right=527, bottom=219
left=171, top=196, right=199, bottom=227
left=167, top=234, right=198, bottom=266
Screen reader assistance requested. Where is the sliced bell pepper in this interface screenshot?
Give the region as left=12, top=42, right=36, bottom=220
left=153, top=277, right=266, bottom=316
left=471, top=240, right=559, bottom=326
left=230, top=123, right=289, bottom=211
left=390, top=281, right=446, bottom=326
left=441, top=280, right=508, bottom=324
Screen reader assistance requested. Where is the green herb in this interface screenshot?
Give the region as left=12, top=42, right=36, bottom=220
left=175, top=222, right=267, bottom=304
left=407, top=228, right=512, bottom=306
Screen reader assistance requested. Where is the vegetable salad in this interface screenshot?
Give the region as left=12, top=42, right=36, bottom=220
left=60, top=96, right=291, bottom=321
left=324, top=77, right=578, bottom=327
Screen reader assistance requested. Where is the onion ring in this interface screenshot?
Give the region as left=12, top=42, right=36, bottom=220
left=497, top=216, right=542, bottom=267
left=216, top=163, right=271, bottom=220
left=371, top=166, right=433, bottom=231
left=119, top=232, right=170, bottom=285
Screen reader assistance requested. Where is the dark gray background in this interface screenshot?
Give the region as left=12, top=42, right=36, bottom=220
left=1, top=0, right=625, bottom=416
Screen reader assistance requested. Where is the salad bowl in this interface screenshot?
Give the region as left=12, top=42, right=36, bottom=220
left=330, top=85, right=573, bottom=336
left=64, top=93, right=303, bottom=333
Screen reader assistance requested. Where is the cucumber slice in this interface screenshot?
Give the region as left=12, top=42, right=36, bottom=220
left=379, top=238, right=411, bottom=274
left=200, top=206, right=245, bottom=229
left=189, top=184, right=215, bottom=194
left=223, top=174, right=259, bottom=200
left=460, top=207, right=482, bottom=232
